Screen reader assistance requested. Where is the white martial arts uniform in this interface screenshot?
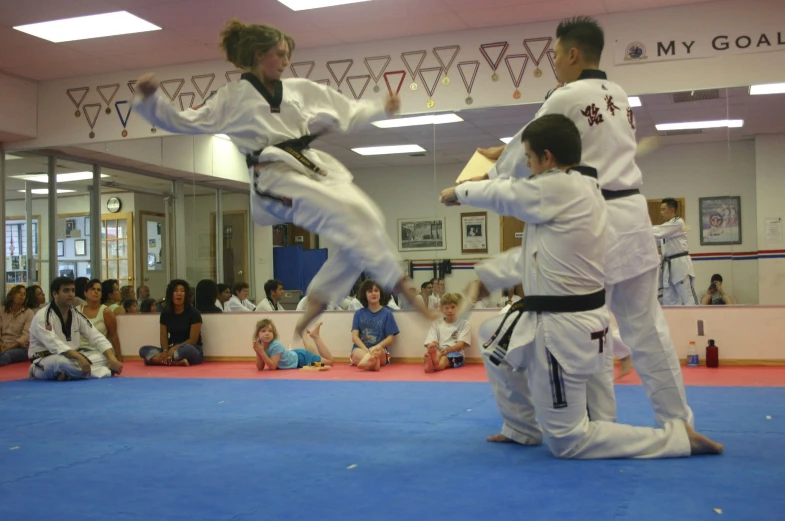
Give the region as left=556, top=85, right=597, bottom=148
left=488, top=69, right=692, bottom=428
left=428, top=294, right=441, bottom=311
left=653, top=217, right=698, bottom=306
left=225, top=295, right=256, bottom=313
left=134, top=76, right=402, bottom=305
left=399, top=294, right=424, bottom=311
left=28, top=304, right=115, bottom=380
left=214, top=299, right=228, bottom=312
left=255, top=298, right=285, bottom=312
left=460, top=167, right=689, bottom=459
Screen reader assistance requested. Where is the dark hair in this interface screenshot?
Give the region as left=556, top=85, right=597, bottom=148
left=83, top=279, right=103, bottom=301
left=74, top=277, right=89, bottom=300
left=137, top=285, right=147, bottom=294
left=217, top=283, right=231, bottom=294
left=26, top=285, right=43, bottom=309
left=140, top=298, right=157, bottom=313
left=195, top=279, right=219, bottom=313
left=232, top=281, right=249, bottom=296
left=711, top=274, right=723, bottom=283
left=556, top=16, right=604, bottom=64
left=264, top=279, right=283, bottom=299
left=100, top=279, right=118, bottom=305
left=3, top=285, right=27, bottom=313
left=164, top=279, right=191, bottom=313
left=122, top=299, right=137, bottom=312
left=119, top=285, right=135, bottom=302
left=220, top=19, right=295, bottom=70
left=50, top=277, right=75, bottom=299
left=522, top=114, right=582, bottom=166
left=358, top=279, right=390, bottom=308
left=662, top=198, right=679, bottom=211
left=420, top=281, right=431, bottom=290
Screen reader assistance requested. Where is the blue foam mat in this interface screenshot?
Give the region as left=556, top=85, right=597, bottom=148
left=0, top=379, right=782, bottom=521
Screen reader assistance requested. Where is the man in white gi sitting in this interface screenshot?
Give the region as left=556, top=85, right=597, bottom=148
left=441, top=114, right=722, bottom=459
left=28, top=277, right=123, bottom=381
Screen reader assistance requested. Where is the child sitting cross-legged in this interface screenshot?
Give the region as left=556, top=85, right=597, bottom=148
left=424, top=293, right=471, bottom=373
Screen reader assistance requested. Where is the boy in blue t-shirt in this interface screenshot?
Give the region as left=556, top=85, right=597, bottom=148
left=350, top=279, right=400, bottom=371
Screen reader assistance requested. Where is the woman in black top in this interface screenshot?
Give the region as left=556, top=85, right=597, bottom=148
left=195, top=279, right=223, bottom=314
left=139, top=279, right=203, bottom=366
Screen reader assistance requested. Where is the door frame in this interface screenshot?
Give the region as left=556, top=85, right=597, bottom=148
left=138, top=211, right=166, bottom=294
left=209, top=210, right=249, bottom=283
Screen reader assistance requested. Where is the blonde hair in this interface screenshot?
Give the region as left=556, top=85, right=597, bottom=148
left=440, top=293, right=463, bottom=307
left=220, top=19, right=295, bottom=70
left=253, top=319, right=279, bottom=341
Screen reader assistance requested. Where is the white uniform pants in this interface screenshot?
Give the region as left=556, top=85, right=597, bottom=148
left=253, top=164, right=403, bottom=304
left=608, top=267, right=694, bottom=427
left=661, top=275, right=699, bottom=306
left=484, top=316, right=691, bottom=459
left=28, top=351, right=111, bottom=380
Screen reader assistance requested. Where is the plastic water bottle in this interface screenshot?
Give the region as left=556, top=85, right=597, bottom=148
left=687, top=341, right=699, bottom=367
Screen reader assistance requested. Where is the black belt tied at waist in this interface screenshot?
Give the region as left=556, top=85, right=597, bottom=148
left=660, top=251, right=690, bottom=287
left=602, top=188, right=640, bottom=200
left=485, top=289, right=606, bottom=366
left=29, top=350, right=52, bottom=365
left=245, top=134, right=323, bottom=175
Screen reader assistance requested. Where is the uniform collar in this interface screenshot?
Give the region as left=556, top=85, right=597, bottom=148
left=577, top=69, right=607, bottom=80
left=569, top=165, right=598, bottom=179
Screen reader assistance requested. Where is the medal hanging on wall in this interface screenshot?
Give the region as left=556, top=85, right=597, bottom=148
left=83, top=103, right=101, bottom=139
left=480, top=42, right=509, bottom=82
left=66, top=87, right=89, bottom=117
left=433, top=45, right=460, bottom=86
left=401, top=50, right=426, bottom=91
left=418, top=66, right=443, bottom=109
left=505, top=54, right=529, bottom=99
left=191, top=73, right=216, bottom=100
left=97, top=84, right=120, bottom=114
left=346, top=75, right=371, bottom=100
left=364, top=55, right=391, bottom=93
left=326, top=59, right=353, bottom=95
left=289, top=61, right=315, bottom=79
left=115, top=100, right=131, bottom=137
left=457, top=61, right=479, bottom=105
left=522, top=37, right=552, bottom=78
left=383, top=70, right=406, bottom=97
left=545, top=49, right=557, bottom=79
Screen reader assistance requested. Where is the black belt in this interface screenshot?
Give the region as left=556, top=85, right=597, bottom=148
left=601, top=188, right=640, bottom=200
left=485, top=290, right=606, bottom=366
left=660, top=251, right=690, bottom=287
left=246, top=135, right=323, bottom=208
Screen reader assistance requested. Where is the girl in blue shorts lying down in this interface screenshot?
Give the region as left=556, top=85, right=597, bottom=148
left=253, top=318, right=334, bottom=370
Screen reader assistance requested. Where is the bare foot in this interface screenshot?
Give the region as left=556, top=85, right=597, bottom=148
left=684, top=421, right=723, bottom=455
left=108, top=360, right=123, bottom=375
left=427, top=344, right=440, bottom=365
left=308, top=322, right=323, bottom=339
left=615, top=356, right=633, bottom=380
left=371, top=354, right=381, bottom=372
left=175, top=359, right=190, bottom=367
left=487, top=433, right=514, bottom=443
left=424, top=354, right=435, bottom=373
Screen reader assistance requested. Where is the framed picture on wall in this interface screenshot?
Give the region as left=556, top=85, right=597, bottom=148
left=57, top=241, right=64, bottom=257
left=699, top=196, right=742, bottom=246
left=65, top=219, right=77, bottom=238
left=75, top=239, right=87, bottom=256
left=398, top=217, right=446, bottom=252
left=461, top=212, right=488, bottom=254
left=83, top=216, right=90, bottom=236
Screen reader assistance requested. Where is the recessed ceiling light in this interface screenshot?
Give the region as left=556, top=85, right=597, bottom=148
left=214, top=134, right=231, bottom=140
left=13, top=11, right=160, bottom=43
left=278, top=0, right=371, bottom=11
left=18, top=189, right=75, bottom=195
left=13, top=172, right=109, bottom=183
left=372, top=114, right=464, bottom=129
left=750, top=83, right=785, bottom=95
left=352, top=145, right=426, bottom=156
left=628, top=96, right=642, bottom=107
left=500, top=137, right=513, bottom=144
left=4, top=154, right=24, bottom=160
left=655, top=120, right=743, bottom=131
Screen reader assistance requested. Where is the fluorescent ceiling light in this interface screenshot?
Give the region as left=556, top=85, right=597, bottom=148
left=500, top=137, right=513, bottom=144
left=628, top=96, right=642, bottom=107
left=352, top=145, right=426, bottom=156
left=13, top=11, right=160, bottom=43
left=13, top=172, right=109, bottom=183
left=655, top=120, right=743, bottom=131
left=5, top=154, right=23, bottom=160
left=214, top=134, right=231, bottom=140
left=278, top=0, right=371, bottom=11
left=373, top=114, right=464, bottom=129
left=750, top=83, right=785, bottom=95
left=18, top=189, right=75, bottom=195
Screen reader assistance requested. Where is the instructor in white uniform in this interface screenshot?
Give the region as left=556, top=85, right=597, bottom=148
left=441, top=115, right=721, bottom=458
left=654, top=198, right=698, bottom=305
left=468, top=16, right=693, bottom=429
left=28, top=277, right=122, bottom=381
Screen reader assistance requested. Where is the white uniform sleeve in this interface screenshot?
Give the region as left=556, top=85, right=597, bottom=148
left=30, top=313, right=75, bottom=355
left=243, top=299, right=257, bottom=311
left=302, top=80, right=387, bottom=135
left=652, top=219, right=686, bottom=240
left=296, top=297, right=308, bottom=311
left=78, top=313, right=113, bottom=353
left=457, top=176, right=569, bottom=224
left=474, top=247, right=523, bottom=292
left=424, top=321, right=439, bottom=346
left=487, top=128, right=525, bottom=180
left=132, top=85, right=237, bottom=135
left=255, top=299, right=273, bottom=312
left=225, top=296, right=251, bottom=313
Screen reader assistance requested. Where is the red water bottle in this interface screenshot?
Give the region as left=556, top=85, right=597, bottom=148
left=706, top=339, right=719, bottom=368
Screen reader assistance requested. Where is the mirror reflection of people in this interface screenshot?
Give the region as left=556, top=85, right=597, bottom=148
left=653, top=198, right=698, bottom=306
left=700, top=274, right=736, bottom=305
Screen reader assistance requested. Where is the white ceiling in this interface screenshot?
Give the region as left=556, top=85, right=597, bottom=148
left=0, top=0, right=723, bottom=81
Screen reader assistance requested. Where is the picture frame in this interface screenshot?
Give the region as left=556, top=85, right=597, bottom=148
left=65, top=219, right=77, bottom=238
left=57, top=240, right=64, bottom=257
left=398, top=217, right=446, bottom=252
left=83, top=216, right=90, bottom=237
left=461, top=212, right=488, bottom=254
left=699, top=196, right=742, bottom=246
left=74, top=239, right=87, bottom=256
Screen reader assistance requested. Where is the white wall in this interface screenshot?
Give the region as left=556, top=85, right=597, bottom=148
left=755, top=135, right=785, bottom=305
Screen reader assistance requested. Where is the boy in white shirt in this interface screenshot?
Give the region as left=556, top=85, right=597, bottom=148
left=424, top=293, right=472, bottom=372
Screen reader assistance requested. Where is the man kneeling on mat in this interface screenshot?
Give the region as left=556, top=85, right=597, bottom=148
left=253, top=319, right=334, bottom=370
left=423, top=293, right=472, bottom=373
